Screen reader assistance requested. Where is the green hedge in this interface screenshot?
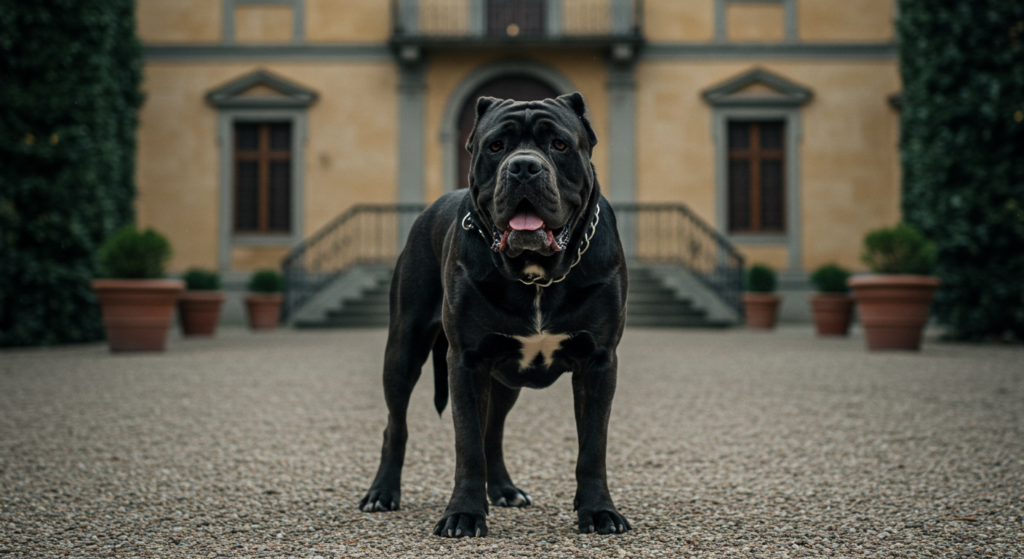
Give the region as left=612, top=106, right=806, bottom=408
left=898, top=0, right=1024, bottom=340
left=0, top=1, right=143, bottom=346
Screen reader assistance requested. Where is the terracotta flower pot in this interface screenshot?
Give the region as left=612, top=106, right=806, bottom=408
left=245, top=293, right=283, bottom=330
left=91, top=279, right=184, bottom=352
left=809, top=293, right=854, bottom=336
left=742, top=293, right=781, bottom=329
left=848, top=275, right=940, bottom=350
left=178, top=291, right=226, bottom=336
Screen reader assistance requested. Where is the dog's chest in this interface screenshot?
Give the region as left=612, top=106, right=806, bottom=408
left=480, top=286, right=599, bottom=389
left=509, top=287, right=569, bottom=371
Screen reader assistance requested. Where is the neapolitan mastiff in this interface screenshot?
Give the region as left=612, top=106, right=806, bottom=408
left=359, top=93, right=630, bottom=537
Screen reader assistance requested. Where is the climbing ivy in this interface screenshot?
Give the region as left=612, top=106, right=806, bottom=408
left=0, top=0, right=143, bottom=346
left=898, top=0, right=1024, bottom=340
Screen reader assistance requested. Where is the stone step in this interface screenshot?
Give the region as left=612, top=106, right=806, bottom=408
left=627, top=279, right=667, bottom=289
left=326, top=304, right=390, bottom=317
left=625, top=315, right=733, bottom=328
left=626, top=302, right=705, bottom=317
left=627, top=291, right=693, bottom=304
left=295, top=315, right=391, bottom=328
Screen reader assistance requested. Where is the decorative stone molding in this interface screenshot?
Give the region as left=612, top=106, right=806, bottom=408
left=206, top=69, right=318, bottom=109
left=702, top=67, right=812, bottom=108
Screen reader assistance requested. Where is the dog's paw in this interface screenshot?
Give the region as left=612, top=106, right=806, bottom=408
left=488, top=484, right=532, bottom=507
left=432, top=512, right=487, bottom=538
left=358, top=489, right=400, bottom=513
left=576, top=507, right=630, bottom=535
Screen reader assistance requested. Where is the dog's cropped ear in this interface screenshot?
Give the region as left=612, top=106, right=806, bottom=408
left=466, top=96, right=500, bottom=153
left=558, top=92, right=598, bottom=152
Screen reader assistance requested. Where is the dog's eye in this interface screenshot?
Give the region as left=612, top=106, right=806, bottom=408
left=489, top=141, right=504, bottom=152
left=552, top=139, right=567, bottom=151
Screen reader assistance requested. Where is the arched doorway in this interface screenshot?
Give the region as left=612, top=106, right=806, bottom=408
left=456, top=75, right=559, bottom=190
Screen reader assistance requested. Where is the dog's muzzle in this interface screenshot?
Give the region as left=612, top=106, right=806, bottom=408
left=491, top=214, right=573, bottom=255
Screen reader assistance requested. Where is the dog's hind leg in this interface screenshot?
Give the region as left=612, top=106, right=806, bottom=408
left=483, top=379, right=532, bottom=507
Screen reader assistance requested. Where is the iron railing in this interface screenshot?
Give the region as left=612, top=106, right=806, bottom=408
left=393, top=0, right=642, bottom=40
left=614, top=204, right=746, bottom=316
left=281, top=202, right=744, bottom=320
left=280, top=204, right=425, bottom=320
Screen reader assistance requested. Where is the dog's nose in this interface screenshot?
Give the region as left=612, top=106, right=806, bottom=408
left=507, top=155, right=543, bottom=181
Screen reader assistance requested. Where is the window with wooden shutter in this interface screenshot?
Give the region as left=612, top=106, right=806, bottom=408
left=727, top=121, right=785, bottom=233
left=234, top=122, right=292, bottom=233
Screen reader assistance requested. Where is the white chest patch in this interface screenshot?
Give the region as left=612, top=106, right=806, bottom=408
left=513, top=331, right=570, bottom=370
left=506, top=286, right=569, bottom=370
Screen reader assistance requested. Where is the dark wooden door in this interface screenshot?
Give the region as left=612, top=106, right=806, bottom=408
left=487, top=0, right=545, bottom=37
left=458, top=76, right=559, bottom=190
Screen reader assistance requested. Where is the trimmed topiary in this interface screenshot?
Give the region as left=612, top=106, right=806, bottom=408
left=183, top=268, right=221, bottom=291
left=745, top=264, right=777, bottom=293
left=861, top=224, right=937, bottom=276
left=98, top=226, right=172, bottom=279
left=809, top=263, right=851, bottom=294
left=248, top=269, right=284, bottom=293
left=899, top=0, right=1024, bottom=339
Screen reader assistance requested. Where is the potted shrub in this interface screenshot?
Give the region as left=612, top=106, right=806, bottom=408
left=743, top=264, right=780, bottom=329
left=91, top=226, right=183, bottom=351
left=809, top=263, right=854, bottom=336
left=178, top=268, right=225, bottom=336
left=848, top=223, right=939, bottom=350
left=246, top=269, right=284, bottom=330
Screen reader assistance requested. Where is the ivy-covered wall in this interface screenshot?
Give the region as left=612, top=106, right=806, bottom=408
left=898, top=0, right=1024, bottom=341
left=0, top=0, right=143, bottom=347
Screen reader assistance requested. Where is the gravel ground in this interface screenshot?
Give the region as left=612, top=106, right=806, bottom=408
left=1, top=325, right=1022, bottom=558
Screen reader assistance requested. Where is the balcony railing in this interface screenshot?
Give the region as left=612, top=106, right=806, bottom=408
left=392, top=0, right=642, bottom=44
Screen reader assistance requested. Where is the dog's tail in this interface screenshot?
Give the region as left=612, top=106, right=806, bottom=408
left=432, top=332, right=449, bottom=416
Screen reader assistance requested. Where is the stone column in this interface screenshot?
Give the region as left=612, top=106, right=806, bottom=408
left=397, top=52, right=426, bottom=250
left=607, top=46, right=637, bottom=260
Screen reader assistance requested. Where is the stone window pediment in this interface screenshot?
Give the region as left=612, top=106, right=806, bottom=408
left=206, top=69, right=318, bottom=109
left=702, top=68, right=812, bottom=108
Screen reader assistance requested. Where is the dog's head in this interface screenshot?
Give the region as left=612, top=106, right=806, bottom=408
left=466, top=92, right=600, bottom=278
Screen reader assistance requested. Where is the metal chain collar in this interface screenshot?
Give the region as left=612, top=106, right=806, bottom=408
left=461, top=205, right=600, bottom=288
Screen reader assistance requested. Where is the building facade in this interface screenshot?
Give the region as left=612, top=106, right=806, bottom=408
left=136, top=0, right=901, bottom=281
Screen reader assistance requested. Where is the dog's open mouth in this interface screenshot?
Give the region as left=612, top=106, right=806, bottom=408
left=492, top=207, right=573, bottom=256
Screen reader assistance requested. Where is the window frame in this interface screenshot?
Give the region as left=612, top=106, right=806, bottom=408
left=715, top=0, right=797, bottom=44
left=216, top=108, right=307, bottom=270
left=222, top=0, right=305, bottom=45
left=712, top=107, right=803, bottom=269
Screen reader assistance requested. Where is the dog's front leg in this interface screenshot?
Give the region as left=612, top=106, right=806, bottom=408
left=572, top=355, right=631, bottom=535
left=433, top=353, right=490, bottom=538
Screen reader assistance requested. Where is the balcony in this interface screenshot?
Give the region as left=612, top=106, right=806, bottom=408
left=391, top=0, right=643, bottom=59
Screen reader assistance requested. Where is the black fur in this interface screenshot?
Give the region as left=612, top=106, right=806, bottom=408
left=359, top=93, right=630, bottom=538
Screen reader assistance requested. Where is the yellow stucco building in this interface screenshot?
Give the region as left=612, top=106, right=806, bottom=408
left=136, top=0, right=901, bottom=321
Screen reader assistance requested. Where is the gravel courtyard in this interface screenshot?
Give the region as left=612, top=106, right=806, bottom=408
left=1, top=326, right=1022, bottom=558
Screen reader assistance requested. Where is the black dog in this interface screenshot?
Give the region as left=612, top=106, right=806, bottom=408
left=359, top=92, right=630, bottom=538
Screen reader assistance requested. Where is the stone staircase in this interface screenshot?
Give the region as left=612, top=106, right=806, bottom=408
left=294, top=265, right=733, bottom=329
left=293, top=270, right=392, bottom=329
left=625, top=267, right=732, bottom=328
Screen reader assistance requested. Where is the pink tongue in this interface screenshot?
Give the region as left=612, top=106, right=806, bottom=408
left=509, top=211, right=544, bottom=231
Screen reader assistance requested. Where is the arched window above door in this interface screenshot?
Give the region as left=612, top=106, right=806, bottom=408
left=456, top=75, right=560, bottom=190
left=440, top=60, right=575, bottom=194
